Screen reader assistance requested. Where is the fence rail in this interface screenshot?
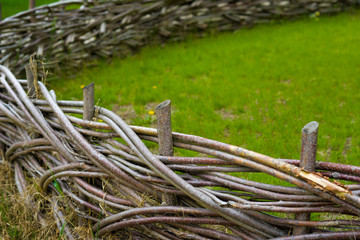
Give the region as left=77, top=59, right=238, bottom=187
left=1, top=64, right=360, bottom=239
left=0, top=0, right=358, bottom=77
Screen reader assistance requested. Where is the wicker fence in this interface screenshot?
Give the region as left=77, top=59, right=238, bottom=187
left=1, top=64, right=360, bottom=239
left=1, top=1, right=360, bottom=239
left=0, top=0, right=358, bottom=77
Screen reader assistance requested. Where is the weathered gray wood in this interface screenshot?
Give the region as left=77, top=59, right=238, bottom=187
left=79, top=82, right=95, bottom=226
left=155, top=99, right=174, bottom=157
left=300, top=121, right=319, bottom=171
left=156, top=99, right=176, bottom=205
left=293, top=121, right=319, bottom=235
left=49, top=89, right=57, bottom=101
left=29, top=0, right=36, bottom=22
left=29, top=0, right=36, bottom=9
left=83, top=82, right=95, bottom=122
left=25, top=64, right=37, bottom=99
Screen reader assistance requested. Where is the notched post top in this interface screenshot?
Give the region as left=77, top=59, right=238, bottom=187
left=83, top=82, right=94, bottom=91
left=302, top=121, right=319, bottom=135
left=155, top=99, right=171, bottom=111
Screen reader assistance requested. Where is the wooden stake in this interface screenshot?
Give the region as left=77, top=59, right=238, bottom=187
left=155, top=100, right=176, bottom=205
left=83, top=83, right=95, bottom=122
left=25, top=64, right=37, bottom=99
left=155, top=99, right=174, bottom=156
left=78, top=82, right=95, bottom=226
left=293, top=121, right=319, bottom=235
left=29, top=0, right=36, bottom=22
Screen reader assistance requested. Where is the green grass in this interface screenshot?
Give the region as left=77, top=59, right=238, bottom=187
left=51, top=9, right=360, bottom=170
left=1, top=0, right=57, bottom=19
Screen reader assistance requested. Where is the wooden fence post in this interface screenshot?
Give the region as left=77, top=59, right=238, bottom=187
left=29, top=0, right=36, bottom=9
left=293, top=121, right=319, bottom=235
left=155, top=100, right=174, bottom=156
left=29, top=0, right=36, bottom=22
left=78, top=83, right=95, bottom=225
left=83, top=83, right=95, bottom=122
left=155, top=100, right=176, bottom=205
left=25, top=64, right=37, bottom=99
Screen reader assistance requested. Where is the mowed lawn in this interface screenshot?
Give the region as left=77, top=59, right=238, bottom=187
left=51, top=9, right=360, bottom=168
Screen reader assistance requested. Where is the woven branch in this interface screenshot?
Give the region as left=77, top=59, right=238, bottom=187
left=1, top=65, right=360, bottom=239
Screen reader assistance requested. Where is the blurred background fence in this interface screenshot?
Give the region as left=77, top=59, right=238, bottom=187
left=0, top=0, right=359, bottom=77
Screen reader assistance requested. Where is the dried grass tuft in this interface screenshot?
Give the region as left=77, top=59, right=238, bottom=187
left=0, top=161, right=93, bottom=239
